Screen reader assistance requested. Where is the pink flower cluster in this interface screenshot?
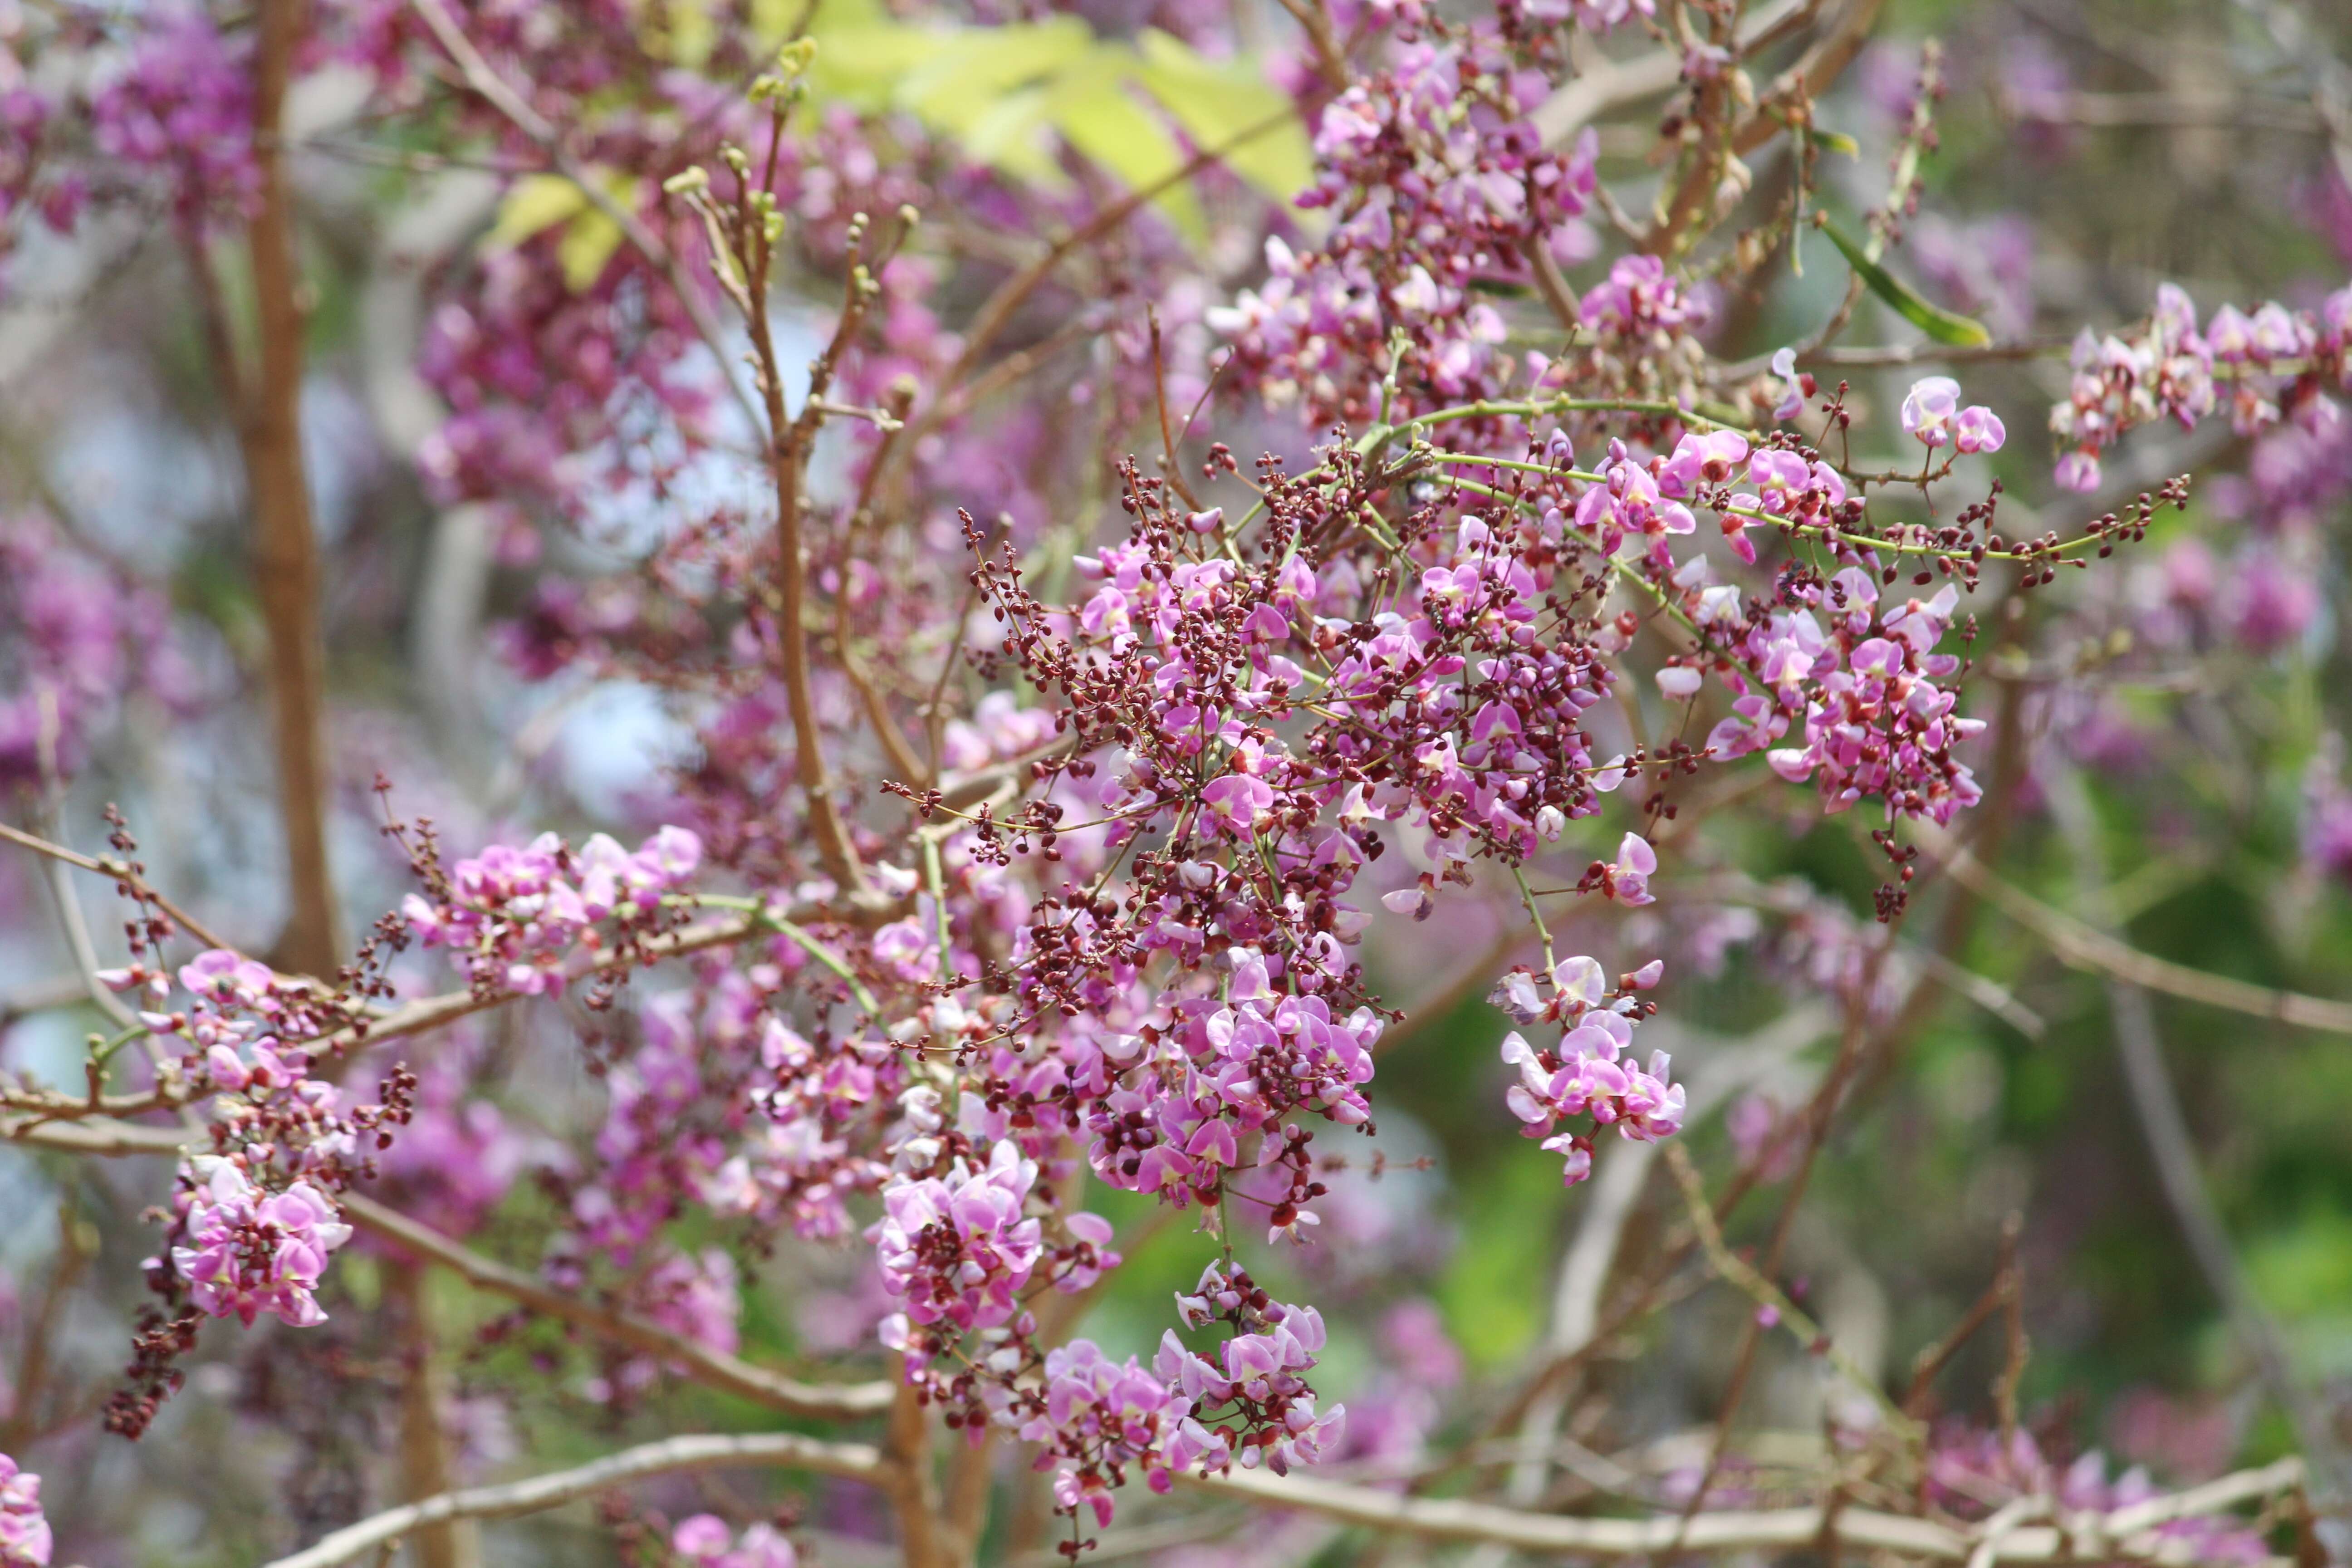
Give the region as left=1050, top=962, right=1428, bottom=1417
left=1580, top=253, right=1706, bottom=340
left=86, top=8, right=259, bottom=230
left=1899, top=377, right=2006, bottom=454
left=1209, top=37, right=1599, bottom=424
left=1496, top=955, right=1681, bottom=1184
left=872, top=1143, right=1049, bottom=1351
left=2050, top=281, right=2352, bottom=492
left=0, top=513, right=190, bottom=789
left=106, top=948, right=413, bottom=1206
left=166, top=1160, right=354, bottom=1329
left=1083, top=953, right=1380, bottom=1217
left=403, top=826, right=703, bottom=995
left=0, top=1457, right=47, bottom=1568
left=1003, top=1265, right=1344, bottom=1531
left=672, top=1515, right=796, bottom=1568
left=1699, top=568, right=1985, bottom=827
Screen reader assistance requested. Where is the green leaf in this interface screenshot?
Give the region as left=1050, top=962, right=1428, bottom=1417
left=803, top=0, right=956, bottom=113
left=894, top=18, right=1093, bottom=136
left=485, top=174, right=588, bottom=250
left=1809, top=127, right=1860, bottom=157
left=959, top=84, right=1067, bottom=190
left=1132, top=29, right=1312, bottom=205
left=485, top=170, right=637, bottom=291
left=646, top=0, right=716, bottom=67
left=1821, top=220, right=1992, bottom=347
left=1045, top=61, right=1204, bottom=242
left=557, top=208, right=626, bottom=291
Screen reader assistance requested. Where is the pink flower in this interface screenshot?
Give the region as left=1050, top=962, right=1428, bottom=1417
left=1769, top=346, right=1811, bottom=421
left=1955, top=404, right=2006, bottom=453
left=1200, top=772, right=1275, bottom=838
left=0, top=1455, right=49, bottom=1568
left=1900, top=376, right=1962, bottom=447
left=1599, top=832, right=1657, bottom=905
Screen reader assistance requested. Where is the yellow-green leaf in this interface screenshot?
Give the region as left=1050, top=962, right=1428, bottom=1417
left=894, top=18, right=1093, bottom=137
left=557, top=208, right=627, bottom=290
left=485, top=174, right=590, bottom=251
left=960, top=84, right=1067, bottom=190
left=806, top=24, right=952, bottom=112
left=486, top=169, right=638, bottom=291
left=1821, top=219, right=1993, bottom=348
left=1045, top=62, right=1204, bottom=243
left=1133, top=29, right=1312, bottom=204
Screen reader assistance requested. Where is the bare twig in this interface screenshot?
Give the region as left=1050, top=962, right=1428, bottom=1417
left=1529, top=0, right=1810, bottom=147
left=340, top=1192, right=895, bottom=1421
left=0, top=820, right=243, bottom=957
left=1918, top=832, right=2352, bottom=1034
left=2048, top=771, right=2350, bottom=1510
left=1180, top=1456, right=2303, bottom=1563
left=261, top=1431, right=891, bottom=1568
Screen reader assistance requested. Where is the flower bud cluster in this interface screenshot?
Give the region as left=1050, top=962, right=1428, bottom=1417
left=402, top=826, right=704, bottom=996
left=1210, top=36, right=1599, bottom=426
left=2050, top=281, right=2352, bottom=492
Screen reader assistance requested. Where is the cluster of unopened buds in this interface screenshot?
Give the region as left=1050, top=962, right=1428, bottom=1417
left=1494, top=955, right=1678, bottom=1183
left=2050, top=281, right=2352, bottom=492
left=402, top=825, right=704, bottom=995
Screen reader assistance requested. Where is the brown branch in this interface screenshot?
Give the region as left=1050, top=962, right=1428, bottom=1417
left=1179, top=1457, right=2304, bottom=1563
left=0, top=820, right=243, bottom=956
left=883, top=1365, right=950, bottom=1568
left=340, top=1192, right=896, bottom=1420
left=247, top=0, right=340, bottom=979
left=1902, top=1213, right=2020, bottom=1418
left=743, top=196, right=869, bottom=892
left=1529, top=0, right=1811, bottom=147
left=1919, top=834, right=2352, bottom=1034
left=261, top=1431, right=892, bottom=1568
left=387, top=1260, right=481, bottom=1568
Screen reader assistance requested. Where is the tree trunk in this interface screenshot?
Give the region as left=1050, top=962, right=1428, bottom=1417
left=247, top=0, right=340, bottom=979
